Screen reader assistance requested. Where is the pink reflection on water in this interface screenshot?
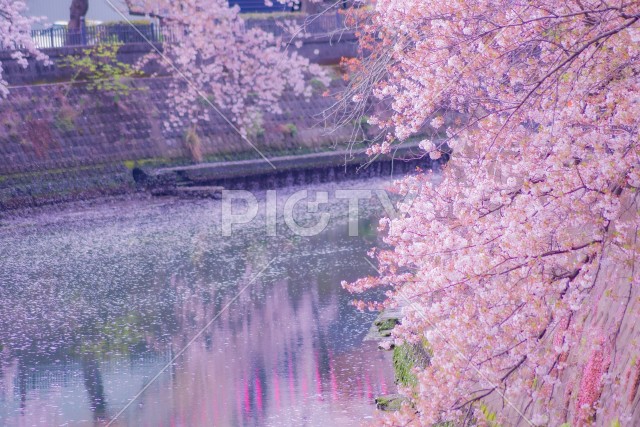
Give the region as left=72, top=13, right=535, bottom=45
left=255, top=373, right=263, bottom=414
left=273, top=371, right=281, bottom=410
left=301, top=373, right=308, bottom=400
left=243, top=376, right=250, bottom=414
left=0, top=273, right=397, bottom=427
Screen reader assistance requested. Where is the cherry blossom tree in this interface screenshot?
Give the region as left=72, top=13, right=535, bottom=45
left=0, top=0, right=48, bottom=98
left=343, top=1, right=640, bottom=425
left=136, top=0, right=329, bottom=134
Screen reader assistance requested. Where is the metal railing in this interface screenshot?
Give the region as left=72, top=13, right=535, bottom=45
left=26, top=13, right=348, bottom=50
left=30, top=23, right=166, bottom=49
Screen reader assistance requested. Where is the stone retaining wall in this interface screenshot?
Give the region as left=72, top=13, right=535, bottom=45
left=0, top=71, right=389, bottom=210
left=0, top=75, right=354, bottom=174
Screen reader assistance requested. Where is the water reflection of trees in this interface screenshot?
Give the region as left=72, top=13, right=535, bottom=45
left=131, top=259, right=392, bottom=426
left=0, top=205, right=389, bottom=424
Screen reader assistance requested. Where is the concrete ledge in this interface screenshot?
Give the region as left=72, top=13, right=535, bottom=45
left=153, top=142, right=429, bottom=184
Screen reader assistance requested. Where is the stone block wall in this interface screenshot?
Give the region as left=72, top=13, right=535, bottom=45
left=0, top=76, right=352, bottom=173
left=0, top=74, right=360, bottom=209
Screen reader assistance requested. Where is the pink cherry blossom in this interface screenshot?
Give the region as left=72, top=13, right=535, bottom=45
left=344, top=1, right=640, bottom=424
left=136, top=0, right=329, bottom=133
left=0, top=0, right=49, bottom=98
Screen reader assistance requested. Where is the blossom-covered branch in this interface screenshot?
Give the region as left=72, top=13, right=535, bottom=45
left=137, top=0, right=329, bottom=135
left=344, top=1, right=640, bottom=425
left=0, top=0, right=48, bottom=98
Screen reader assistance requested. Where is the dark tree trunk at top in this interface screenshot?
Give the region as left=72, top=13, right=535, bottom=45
left=301, top=0, right=322, bottom=14
left=68, top=0, right=89, bottom=33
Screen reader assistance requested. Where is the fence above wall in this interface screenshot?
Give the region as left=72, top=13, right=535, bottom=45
left=27, top=13, right=348, bottom=49
left=1, top=13, right=356, bottom=85
left=30, top=23, right=165, bottom=49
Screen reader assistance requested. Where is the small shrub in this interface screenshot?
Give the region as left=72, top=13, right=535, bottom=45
left=245, top=112, right=265, bottom=140
left=375, top=317, right=400, bottom=337
left=54, top=106, right=77, bottom=132
left=23, top=119, right=55, bottom=158
left=184, top=127, right=203, bottom=163
left=310, top=78, right=327, bottom=91
left=102, top=20, right=151, bottom=26
left=375, top=395, right=405, bottom=411
left=351, top=115, right=371, bottom=135
left=61, top=42, right=143, bottom=100
left=281, top=123, right=298, bottom=138
left=123, top=160, right=136, bottom=170
left=54, top=115, right=74, bottom=132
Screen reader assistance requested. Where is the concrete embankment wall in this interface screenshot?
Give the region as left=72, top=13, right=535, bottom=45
left=0, top=75, right=354, bottom=174
left=0, top=29, right=445, bottom=211
left=0, top=72, right=360, bottom=209
left=0, top=27, right=380, bottom=210
left=0, top=65, right=439, bottom=210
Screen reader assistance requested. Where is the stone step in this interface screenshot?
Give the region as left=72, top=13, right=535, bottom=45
left=363, top=305, right=406, bottom=342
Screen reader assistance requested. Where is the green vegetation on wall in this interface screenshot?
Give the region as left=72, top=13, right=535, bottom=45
left=393, top=341, right=431, bottom=387
left=61, top=42, right=143, bottom=101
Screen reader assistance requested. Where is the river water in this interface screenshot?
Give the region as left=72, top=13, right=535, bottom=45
left=0, top=179, right=397, bottom=426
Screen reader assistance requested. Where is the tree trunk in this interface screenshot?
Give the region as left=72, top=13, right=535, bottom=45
left=301, top=1, right=321, bottom=14
left=68, top=0, right=89, bottom=45
left=301, top=0, right=350, bottom=14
